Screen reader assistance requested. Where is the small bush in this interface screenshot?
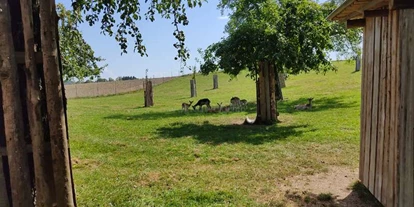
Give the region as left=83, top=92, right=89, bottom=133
left=317, top=193, right=333, bottom=201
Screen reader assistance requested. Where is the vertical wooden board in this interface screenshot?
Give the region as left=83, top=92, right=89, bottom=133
left=360, top=25, right=367, bottom=182
left=388, top=10, right=399, bottom=206
left=399, top=9, right=414, bottom=207
left=375, top=16, right=387, bottom=201
left=369, top=17, right=381, bottom=194
left=363, top=17, right=375, bottom=188
left=377, top=15, right=389, bottom=204
left=381, top=11, right=393, bottom=206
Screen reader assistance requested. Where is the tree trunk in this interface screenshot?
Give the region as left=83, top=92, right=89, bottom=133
left=39, top=0, right=75, bottom=206
left=213, top=74, right=218, bottom=89
left=20, top=0, right=57, bottom=205
left=0, top=0, right=33, bottom=206
left=144, top=80, right=153, bottom=107
left=190, top=79, right=197, bottom=97
left=247, top=61, right=278, bottom=125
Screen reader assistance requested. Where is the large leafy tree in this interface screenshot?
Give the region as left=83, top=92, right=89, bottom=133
left=322, top=0, right=362, bottom=67
left=57, top=4, right=107, bottom=81
left=71, top=0, right=205, bottom=61
left=200, top=0, right=334, bottom=124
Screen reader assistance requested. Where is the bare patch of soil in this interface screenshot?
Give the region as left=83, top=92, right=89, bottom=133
left=274, top=166, right=383, bottom=207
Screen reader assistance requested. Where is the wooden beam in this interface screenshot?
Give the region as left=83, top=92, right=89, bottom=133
left=347, top=19, right=366, bottom=29
left=364, top=9, right=389, bottom=18
left=390, top=0, right=414, bottom=9
left=360, top=0, right=388, bottom=12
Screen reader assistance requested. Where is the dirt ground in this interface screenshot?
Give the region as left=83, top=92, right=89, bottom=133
left=274, top=166, right=383, bottom=207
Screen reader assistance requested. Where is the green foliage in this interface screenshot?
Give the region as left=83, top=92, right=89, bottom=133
left=71, top=0, right=205, bottom=61
left=67, top=62, right=361, bottom=206
left=57, top=4, right=107, bottom=81
left=316, top=193, right=333, bottom=201
left=322, top=0, right=363, bottom=60
left=200, top=0, right=335, bottom=79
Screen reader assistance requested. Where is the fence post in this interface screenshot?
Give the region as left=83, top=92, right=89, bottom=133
left=96, top=83, right=99, bottom=97
left=75, top=84, right=78, bottom=98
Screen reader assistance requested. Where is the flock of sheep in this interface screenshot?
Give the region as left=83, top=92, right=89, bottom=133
left=181, top=97, right=248, bottom=113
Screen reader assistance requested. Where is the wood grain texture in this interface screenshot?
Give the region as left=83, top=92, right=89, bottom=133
left=388, top=10, right=398, bottom=206
left=39, top=0, right=75, bottom=205
left=398, top=9, right=414, bottom=207
left=369, top=16, right=381, bottom=194
left=360, top=25, right=367, bottom=182
left=363, top=17, right=375, bottom=188
left=19, top=0, right=57, bottom=205
left=0, top=0, right=34, bottom=205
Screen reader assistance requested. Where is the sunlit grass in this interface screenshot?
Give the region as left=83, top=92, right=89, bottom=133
left=68, top=61, right=361, bottom=206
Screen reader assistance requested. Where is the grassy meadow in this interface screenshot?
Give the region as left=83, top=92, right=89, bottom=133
left=67, top=61, right=362, bottom=206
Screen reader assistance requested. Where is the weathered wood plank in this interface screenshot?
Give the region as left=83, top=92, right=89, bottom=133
left=19, top=0, right=57, bottom=205
left=381, top=11, right=394, bottom=207
left=374, top=16, right=387, bottom=201
left=363, top=17, right=375, bottom=186
left=398, top=9, right=414, bottom=207
left=369, top=16, right=381, bottom=194
left=388, top=10, right=398, bottom=207
left=0, top=0, right=35, bottom=205
left=359, top=24, right=367, bottom=182
left=39, top=0, right=75, bottom=205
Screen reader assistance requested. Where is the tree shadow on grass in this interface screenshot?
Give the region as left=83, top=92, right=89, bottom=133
left=156, top=121, right=313, bottom=145
left=279, top=96, right=359, bottom=114
left=105, top=103, right=258, bottom=121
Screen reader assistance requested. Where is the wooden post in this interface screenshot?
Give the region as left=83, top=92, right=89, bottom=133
left=39, top=0, right=75, bottom=205
left=213, top=74, right=218, bottom=89
left=20, top=0, right=56, bottom=205
left=0, top=0, right=34, bottom=206
left=355, top=55, right=361, bottom=71
left=190, top=79, right=197, bottom=97
left=144, top=80, right=153, bottom=107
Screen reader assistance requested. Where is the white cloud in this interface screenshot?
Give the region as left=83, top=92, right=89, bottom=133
left=217, top=16, right=229, bottom=20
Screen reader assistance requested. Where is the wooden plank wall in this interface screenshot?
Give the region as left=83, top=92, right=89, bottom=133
left=397, top=9, right=414, bottom=207
left=360, top=14, right=399, bottom=207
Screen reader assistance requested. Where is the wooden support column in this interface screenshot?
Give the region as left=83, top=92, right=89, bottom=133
left=20, top=0, right=56, bottom=205
left=39, top=0, right=75, bottom=205
left=0, top=0, right=33, bottom=206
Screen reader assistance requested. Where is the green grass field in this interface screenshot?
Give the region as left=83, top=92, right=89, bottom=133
left=68, top=61, right=361, bottom=206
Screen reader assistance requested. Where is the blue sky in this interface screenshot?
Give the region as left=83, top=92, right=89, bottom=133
left=57, top=0, right=333, bottom=79
left=57, top=0, right=232, bottom=79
